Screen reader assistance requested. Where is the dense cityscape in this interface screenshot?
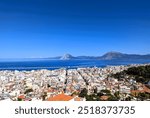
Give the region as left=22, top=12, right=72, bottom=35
left=0, top=64, right=150, bottom=101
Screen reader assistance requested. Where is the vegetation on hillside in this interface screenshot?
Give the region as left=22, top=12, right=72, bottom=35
left=79, top=88, right=120, bottom=101
left=113, top=65, right=150, bottom=84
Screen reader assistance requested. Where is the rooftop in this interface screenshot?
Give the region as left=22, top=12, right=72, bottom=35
left=47, top=94, right=73, bottom=101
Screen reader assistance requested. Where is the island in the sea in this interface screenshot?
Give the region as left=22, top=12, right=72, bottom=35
left=0, top=64, right=150, bottom=101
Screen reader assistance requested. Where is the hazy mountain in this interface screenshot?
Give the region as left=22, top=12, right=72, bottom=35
left=99, top=52, right=150, bottom=60
left=45, top=52, right=150, bottom=60
left=60, top=54, right=75, bottom=60
left=76, top=56, right=98, bottom=60
left=45, top=56, right=61, bottom=60
left=100, top=51, right=124, bottom=60
left=58, top=54, right=97, bottom=60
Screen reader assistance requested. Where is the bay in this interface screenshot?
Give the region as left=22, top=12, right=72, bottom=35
left=0, top=59, right=150, bottom=71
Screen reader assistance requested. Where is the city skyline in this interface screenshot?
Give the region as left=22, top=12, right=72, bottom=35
left=0, top=0, right=150, bottom=58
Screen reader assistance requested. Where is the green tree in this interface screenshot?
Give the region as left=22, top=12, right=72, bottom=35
left=17, top=98, right=23, bottom=101
left=79, top=88, right=88, bottom=98
left=108, top=95, right=119, bottom=101
left=24, top=88, right=33, bottom=94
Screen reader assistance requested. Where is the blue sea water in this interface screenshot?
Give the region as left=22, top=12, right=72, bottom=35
left=0, top=59, right=150, bottom=71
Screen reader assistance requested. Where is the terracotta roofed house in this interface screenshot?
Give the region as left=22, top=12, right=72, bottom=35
left=47, top=94, right=73, bottom=101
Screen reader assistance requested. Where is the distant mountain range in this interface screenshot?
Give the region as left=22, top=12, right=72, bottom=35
left=100, top=52, right=150, bottom=60
left=46, top=52, right=150, bottom=60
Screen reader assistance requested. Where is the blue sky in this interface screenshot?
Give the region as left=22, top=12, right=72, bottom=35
left=0, top=0, right=150, bottom=58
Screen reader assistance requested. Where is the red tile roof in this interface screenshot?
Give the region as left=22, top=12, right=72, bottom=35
left=18, top=95, right=25, bottom=99
left=74, top=97, right=82, bottom=101
left=47, top=94, right=73, bottom=101
left=131, top=85, right=150, bottom=95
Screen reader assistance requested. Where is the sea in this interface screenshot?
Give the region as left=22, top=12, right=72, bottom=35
left=0, top=59, right=150, bottom=71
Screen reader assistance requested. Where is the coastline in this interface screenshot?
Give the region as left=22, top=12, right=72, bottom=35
left=0, top=59, right=150, bottom=71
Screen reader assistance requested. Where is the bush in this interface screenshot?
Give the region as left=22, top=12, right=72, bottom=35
left=79, top=88, right=88, bottom=98
left=113, top=65, right=150, bottom=84
left=24, top=88, right=33, bottom=94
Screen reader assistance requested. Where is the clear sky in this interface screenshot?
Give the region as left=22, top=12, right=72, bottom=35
left=0, top=0, right=150, bottom=58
